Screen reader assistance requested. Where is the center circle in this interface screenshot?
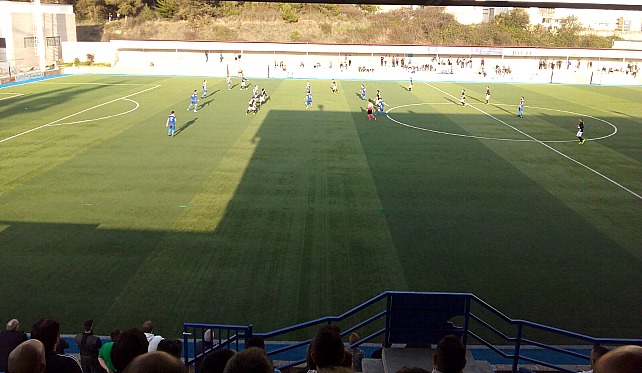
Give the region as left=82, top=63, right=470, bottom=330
left=385, top=102, right=617, bottom=143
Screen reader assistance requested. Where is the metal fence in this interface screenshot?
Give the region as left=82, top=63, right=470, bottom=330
left=182, top=291, right=642, bottom=373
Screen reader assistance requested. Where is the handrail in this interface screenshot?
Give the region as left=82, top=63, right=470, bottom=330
left=183, top=291, right=642, bottom=373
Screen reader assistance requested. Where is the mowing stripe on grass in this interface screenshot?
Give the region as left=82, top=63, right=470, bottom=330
left=426, top=82, right=642, bottom=200
left=0, top=85, right=161, bottom=144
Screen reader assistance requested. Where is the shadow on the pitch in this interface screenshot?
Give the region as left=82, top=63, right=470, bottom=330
left=492, top=104, right=515, bottom=116
left=443, top=96, right=460, bottom=106
left=175, top=118, right=198, bottom=136
left=468, top=95, right=484, bottom=104
left=199, top=98, right=215, bottom=109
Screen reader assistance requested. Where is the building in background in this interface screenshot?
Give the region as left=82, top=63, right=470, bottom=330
left=0, top=0, right=76, bottom=76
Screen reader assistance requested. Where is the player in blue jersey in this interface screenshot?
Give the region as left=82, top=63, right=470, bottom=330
left=518, top=96, right=524, bottom=117
left=201, top=80, right=207, bottom=98
left=187, top=90, right=198, bottom=112
left=166, top=110, right=176, bottom=137
left=360, top=84, right=366, bottom=100
left=376, top=97, right=387, bottom=116
left=305, top=92, right=312, bottom=109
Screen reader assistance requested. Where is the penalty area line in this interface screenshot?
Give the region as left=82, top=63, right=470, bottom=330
left=425, top=82, right=641, bottom=200
left=0, top=85, right=161, bottom=144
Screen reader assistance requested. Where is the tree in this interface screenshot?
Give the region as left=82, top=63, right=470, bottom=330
left=358, top=5, right=379, bottom=14
left=74, top=0, right=108, bottom=21
left=105, top=0, right=144, bottom=17
left=155, top=0, right=177, bottom=19
left=494, top=8, right=530, bottom=30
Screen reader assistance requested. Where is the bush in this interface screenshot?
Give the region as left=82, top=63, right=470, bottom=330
left=320, top=22, right=332, bottom=35
left=280, top=4, right=298, bottom=23
left=290, top=30, right=301, bottom=42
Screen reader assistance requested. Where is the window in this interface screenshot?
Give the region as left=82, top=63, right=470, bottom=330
left=46, top=37, right=60, bottom=47
left=0, top=38, right=6, bottom=48
left=24, top=37, right=35, bottom=48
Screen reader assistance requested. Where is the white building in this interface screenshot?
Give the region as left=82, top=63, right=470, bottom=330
left=0, top=0, right=76, bottom=76
left=441, top=5, right=642, bottom=41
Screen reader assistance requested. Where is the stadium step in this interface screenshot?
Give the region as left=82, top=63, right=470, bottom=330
left=362, top=347, right=493, bottom=373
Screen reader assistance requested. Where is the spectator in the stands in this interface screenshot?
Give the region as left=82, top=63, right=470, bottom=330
left=593, top=345, right=642, bottom=373
left=579, top=345, right=609, bottom=373
left=244, top=335, right=282, bottom=373
left=432, top=335, right=466, bottom=373
left=195, top=329, right=213, bottom=357
left=31, top=317, right=82, bottom=373
left=74, top=319, right=102, bottom=373
left=111, top=328, right=149, bottom=372
left=223, top=347, right=272, bottom=373
left=142, top=320, right=164, bottom=352
left=0, top=319, right=28, bottom=372
left=246, top=336, right=265, bottom=350
left=98, top=329, right=121, bottom=373
left=157, top=338, right=182, bottom=359
left=308, top=325, right=345, bottom=372
left=200, top=348, right=235, bottom=373
left=122, top=351, right=187, bottom=373
left=348, top=332, right=365, bottom=372
left=7, top=339, right=46, bottom=373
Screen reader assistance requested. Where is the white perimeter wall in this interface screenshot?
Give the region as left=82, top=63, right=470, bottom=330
left=61, top=40, right=642, bottom=85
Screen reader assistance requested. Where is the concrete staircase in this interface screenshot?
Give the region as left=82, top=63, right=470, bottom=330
left=362, top=347, right=493, bottom=373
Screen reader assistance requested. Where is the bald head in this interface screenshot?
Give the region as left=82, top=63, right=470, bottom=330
left=8, top=339, right=46, bottom=373
left=6, top=319, right=19, bottom=331
left=594, top=345, right=642, bottom=373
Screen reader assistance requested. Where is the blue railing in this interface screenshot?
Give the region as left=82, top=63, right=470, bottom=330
left=182, top=291, right=642, bottom=373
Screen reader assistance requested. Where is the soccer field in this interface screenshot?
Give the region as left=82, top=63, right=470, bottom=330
left=0, top=75, right=640, bottom=339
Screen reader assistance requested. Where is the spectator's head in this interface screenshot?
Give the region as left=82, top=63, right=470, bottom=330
left=8, top=339, right=46, bottom=373
left=348, top=332, right=361, bottom=346
left=246, top=336, right=265, bottom=350
left=396, top=368, right=429, bottom=373
left=594, top=345, right=642, bottom=373
left=203, top=329, right=212, bottom=343
left=111, top=328, right=149, bottom=372
left=110, top=328, right=122, bottom=343
left=83, top=319, right=93, bottom=332
left=311, top=325, right=344, bottom=369
left=6, top=319, right=20, bottom=331
left=142, top=320, right=154, bottom=334
left=157, top=338, right=183, bottom=359
left=200, top=349, right=235, bottom=373
left=223, top=347, right=272, bottom=373
left=122, top=351, right=187, bottom=373
left=31, top=318, right=60, bottom=354
left=433, top=335, right=466, bottom=373
left=589, top=345, right=609, bottom=369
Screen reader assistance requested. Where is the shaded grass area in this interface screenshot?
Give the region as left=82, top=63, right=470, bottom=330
left=0, top=76, right=640, bottom=340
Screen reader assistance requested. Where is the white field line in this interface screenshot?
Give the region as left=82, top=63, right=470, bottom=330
left=0, top=93, right=25, bottom=101
left=0, top=85, right=161, bottom=144
left=48, top=99, right=139, bottom=126
left=425, top=83, right=641, bottom=200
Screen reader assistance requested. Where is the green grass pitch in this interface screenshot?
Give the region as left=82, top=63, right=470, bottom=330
left=0, top=75, right=640, bottom=339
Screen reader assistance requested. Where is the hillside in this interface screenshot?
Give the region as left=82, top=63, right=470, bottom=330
left=75, top=3, right=616, bottom=48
